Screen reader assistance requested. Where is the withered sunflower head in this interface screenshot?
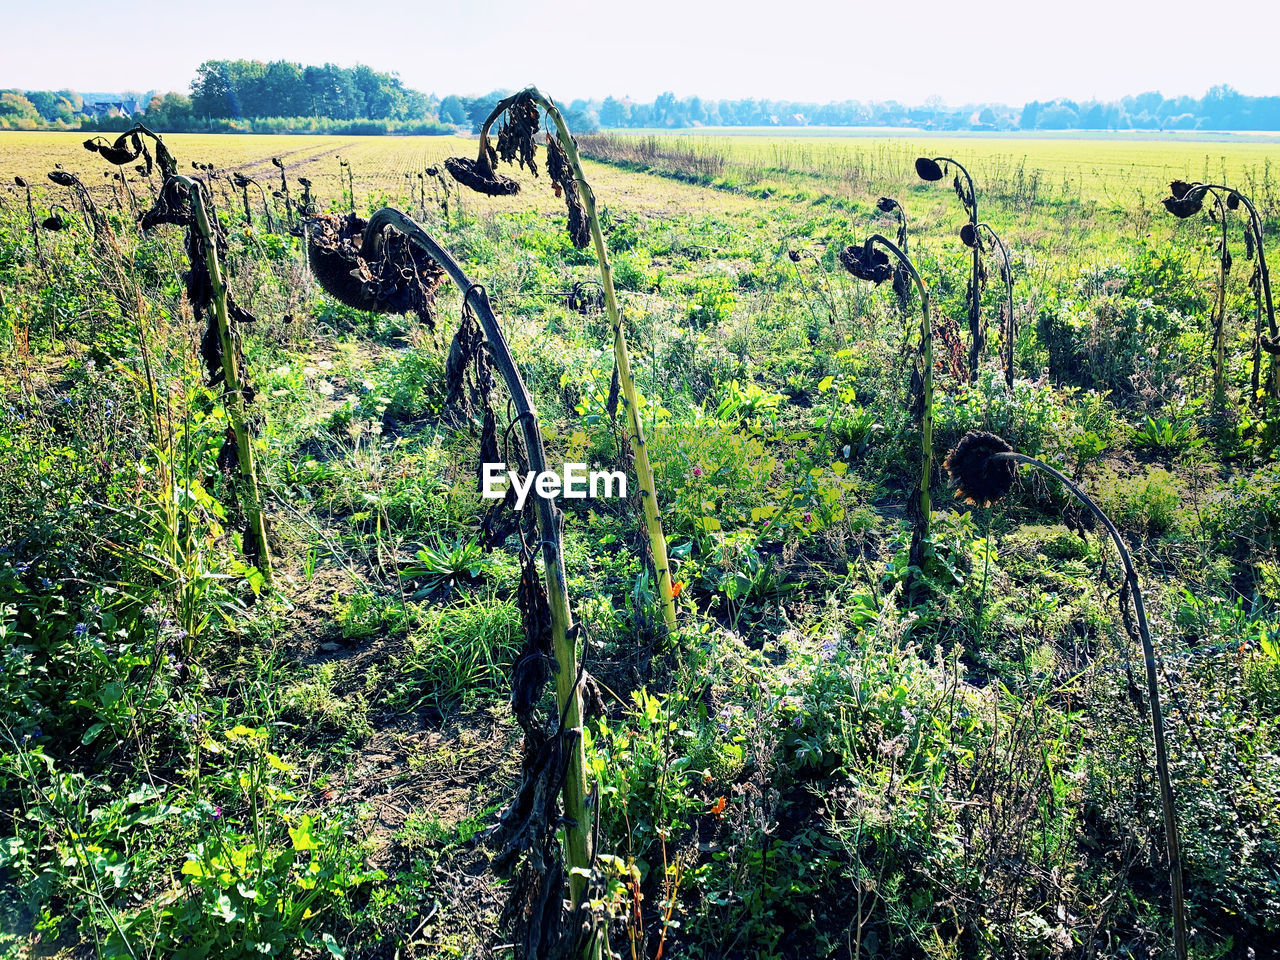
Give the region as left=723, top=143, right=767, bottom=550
left=297, top=177, right=312, bottom=188
left=1226, top=192, right=1241, bottom=211
left=959, top=222, right=977, bottom=247
left=943, top=430, right=1017, bottom=507
left=444, top=155, right=520, bottom=196
left=42, top=214, right=66, bottom=231
left=915, top=157, right=944, bottom=182
left=1163, top=192, right=1204, bottom=219
left=1169, top=180, right=1194, bottom=200
left=83, top=138, right=102, bottom=153
left=271, top=157, right=284, bottom=169
left=876, top=196, right=899, bottom=213
left=48, top=170, right=77, bottom=188
left=839, top=241, right=894, bottom=285
left=14, top=176, right=28, bottom=188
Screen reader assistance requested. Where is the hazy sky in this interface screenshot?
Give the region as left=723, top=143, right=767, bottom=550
left=2, top=0, right=1277, bottom=105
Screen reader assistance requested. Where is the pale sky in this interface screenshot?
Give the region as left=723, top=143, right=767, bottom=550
left=2, top=0, right=1276, bottom=105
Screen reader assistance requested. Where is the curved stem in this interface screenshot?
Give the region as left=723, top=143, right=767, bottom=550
left=995, top=451, right=1186, bottom=960
left=360, top=208, right=590, bottom=910
left=1187, top=183, right=1276, bottom=400
left=867, top=234, right=932, bottom=565
left=933, top=157, right=982, bottom=381
left=978, top=222, right=1015, bottom=388
left=1207, top=191, right=1229, bottom=407
left=474, top=88, right=678, bottom=633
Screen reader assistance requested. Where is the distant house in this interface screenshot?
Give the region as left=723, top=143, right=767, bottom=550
left=83, top=101, right=132, bottom=120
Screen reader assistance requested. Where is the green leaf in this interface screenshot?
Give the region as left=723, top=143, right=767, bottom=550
left=289, top=815, right=317, bottom=851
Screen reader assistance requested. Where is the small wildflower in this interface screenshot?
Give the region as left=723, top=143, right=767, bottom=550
left=692, top=466, right=703, bottom=478
left=212, top=805, right=222, bottom=819
left=74, top=623, right=88, bottom=636
left=803, top=512, right=812, bottom=523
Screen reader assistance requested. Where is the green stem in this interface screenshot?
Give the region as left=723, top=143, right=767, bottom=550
left=177, top=176, right=273, bottom=586
left=996, top=451, right=1187, bottom=960
left=477, top=88, right=678, bottom=633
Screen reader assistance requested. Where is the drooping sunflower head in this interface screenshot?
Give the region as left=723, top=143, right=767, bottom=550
left=838, top=240, right=894, bottom=285
left=943, top=430, right=1017, bottom=507
left=443, top=155, right=520, bottom=197
left=915, top=157, right=944, bottom=182
left=1163, top=181, right=1204, bottom=219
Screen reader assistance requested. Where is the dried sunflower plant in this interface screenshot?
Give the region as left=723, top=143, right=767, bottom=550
left=959, top=219, right=1016, bottom=388
left=1162, top=179, right=1277, bottom=406
left=916, top=155, right=992, bottom=382
left=92, top=126, right=274, bottom=584
left=446, top=86, right=678, bottom=633
left=944, top=430, right=1188, bottom=960
left=839, top=233, right=934, bottom=580
left=305, top=206, right=594, bottom=958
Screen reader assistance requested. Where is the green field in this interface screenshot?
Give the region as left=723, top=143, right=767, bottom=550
left=1, top=124, right=1279, bottom=959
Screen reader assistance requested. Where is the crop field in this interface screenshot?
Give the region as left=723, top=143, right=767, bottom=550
left=1, top=108, right=1279, bottom=960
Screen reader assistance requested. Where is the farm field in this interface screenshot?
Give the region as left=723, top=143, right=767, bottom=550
left=1, top=116, right=1279, bottom=960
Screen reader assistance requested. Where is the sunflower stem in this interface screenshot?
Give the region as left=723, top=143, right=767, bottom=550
left=995, top=450, right=1187, bottom=960
left=177, top=176, right=273, bottom=587
left=865, top=234, right=933, bottom=577
left=928, top=156, right=981, bottom=382
left=359, top=209, right=592, bottom=918
left=476, top=88, right=678, bottom=636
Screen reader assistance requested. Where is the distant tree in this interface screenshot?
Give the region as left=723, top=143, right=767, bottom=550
left=466, top=92, right=508, bottom=133
left=0, top=92, right=41, bottom=127
left=599, top=96, right=629, bottom=127
left=192, top=61, right=236, bottom=118
left=145, top=92, right=193, bottom=129
left=1038, top=102, right=1078, bottom=129
left=438, top=95, right=468, bottom=125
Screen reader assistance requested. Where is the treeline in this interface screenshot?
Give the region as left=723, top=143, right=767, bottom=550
left=1, top=60, right=452, bottom=135
left=566, top=85, right=1280, bottom=132
left=5, top=69, right=1280, bottom=135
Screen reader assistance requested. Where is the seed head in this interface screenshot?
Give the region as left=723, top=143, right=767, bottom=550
left=1163, top=180, right=1204, bottom=218
left=943, top=431, right=1017, bottom=507
left=14, top=176, right=28, bottom=188
left=960, top=223, right=977, bottom=247
left=877, top=196, right=898, bottom=213
left=839, top=241, right=894, bottom=285
left=1226, top=192, right=1241, bottom=211
left=48, top=171, right=77, bottom=188
left=915, top=157, right=945, bottom=182
left=444, top=155, right=520, bottom=196
left=42, top=214, right=66, bottom=231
